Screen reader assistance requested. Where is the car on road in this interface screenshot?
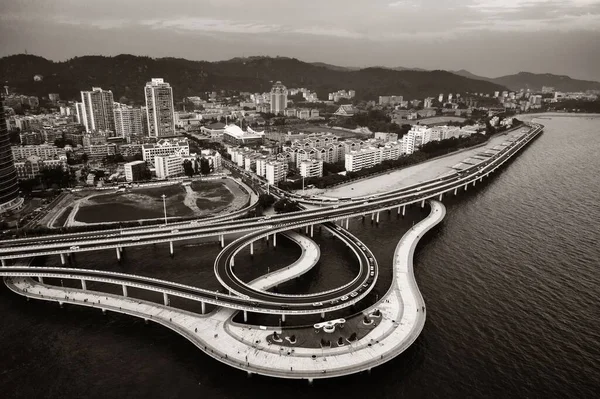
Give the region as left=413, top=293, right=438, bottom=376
left=171, top=229, right=179, bottom=233
left=370, top=271, right=375, bottom=276
left=341, top=295, right=349, bottom=301
left=312, top=302, right=323, bottom=307
left=350, top=292, right=358, bottom=298
left=330, top=299, right=340, bottom=305
left=69, top=246, right=80, bottom=250
left=281, top=304, right=290, bottom=309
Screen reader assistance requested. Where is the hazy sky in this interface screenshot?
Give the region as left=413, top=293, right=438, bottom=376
left=1, top=0, right=600, bottom=80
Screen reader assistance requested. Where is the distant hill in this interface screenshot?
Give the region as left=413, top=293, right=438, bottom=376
left=452, top=69, right=600, bottom=92
left=0, top=54, right=506, bottom=103
left=492, top=72, right=600, bottom=92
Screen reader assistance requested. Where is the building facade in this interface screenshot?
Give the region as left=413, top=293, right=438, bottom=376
left=145, top=78, right=175, bottom=138
left=114, top=103, right=144, bottom=139
left=154, top=155, right=184, bottom=179
left=124, top=160, right=147, bottom=182
left=270, top=81, right=288, bottom=115
left=0, top=97, right=22, bottom=212
left=299, top=159, right=323, bottom=178
left=80, top=87, right=116, bottom=134
left=142, top=138, right=190, bottom=167
left=266, top=160, right=287, bottom=185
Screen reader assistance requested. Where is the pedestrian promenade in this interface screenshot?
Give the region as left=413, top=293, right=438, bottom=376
left=5, top=201, right=446, bottom=380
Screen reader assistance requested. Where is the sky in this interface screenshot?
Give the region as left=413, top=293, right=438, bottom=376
left=1, top=0, right=600, bottom=81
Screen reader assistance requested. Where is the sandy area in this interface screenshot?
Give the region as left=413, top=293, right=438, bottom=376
left=302, top=129, right=529, bottom=198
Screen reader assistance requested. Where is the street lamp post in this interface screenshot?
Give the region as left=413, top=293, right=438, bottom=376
left=161, top=194, right=167, bottom=225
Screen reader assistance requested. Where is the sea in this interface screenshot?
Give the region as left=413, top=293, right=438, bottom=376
left=1, top=115, right=598, bottom=398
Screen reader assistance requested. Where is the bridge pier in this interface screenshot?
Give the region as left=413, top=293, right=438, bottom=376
left=464, top=184, right=468, bottom=192
left=220, top=234, right=225, bottom=248
left=402, top=205, right=406, bottom=217
left=308, top=378, right=314, bottom=385
left=454, top=187, right=458, bottom=196
left=376, top=212, right=380, bottom=224
left=281, top=314, right=286, bottom=323
left=122, top=285, right=128, bottom=297
left=321, top=311, right=326, bottom=320
left=305, top=225, right=309, bottom=234
left=163, top=293, right=170, bottom=306
left=60, top=253, right=66, bottom=265
left=1, top=259, right=5, bottom=267
left=116, top=247, right=121, bottom=261
left=102, top=308, right=107, bottom=315
left=473, top=180, right=476, bottom=187
left=438, top=193, right=443, bottom=201
left=371, top=212, right=375, bottom=224
left=81, top=279, right=86, bottom=290
left=345, top=218, right=349, bottom=229
left=310, top=224, right=314, bottom=237
left=421, top=199, right=425, bottom=208
left=243, top=310, right=248, bottom=322
left=169, top=241, right=174, bottom=257
left=250, top=241, right=254, bottom=256
left=201, top=301, right=206, bottom=314
left=38, top=276, right=44, bottom=284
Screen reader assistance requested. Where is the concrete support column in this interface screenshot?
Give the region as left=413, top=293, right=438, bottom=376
left=1, top=259, right=6, bottom=267
left=438, top=193, right=443, bottom=201
left=310, top=224, right=314, bottom=237
left=321, top=311, right=326, bottom=320
left=60, top=253, right=66, bottom=265
left=454, top=187, right=458, bottom=196
left=281, top=314, right=286, bottom=322
left=163, top=292, right=169, bottom=306
left=397, top=206, right=401, bottom=215
left=220, top=234, right=225, bottom=248
left=421, top=199, right=425, bottom=208
left=376, top=212, right=380, bottom=224
left=230, top=256, right=235, bottom=267
left=371, top=212, right=375, bottom=222
left=169, top=241, right=174, bottom=256
left=243, top=310, right=248, bottom=322
left=305, top=225, right=309, bottom=234
left=201, top=302, right=206, bottom=314
left=345, top=218, right=349, bottom=229
left=81, top=279, right=86, bottom=290
left=402, top=206, right=406, bottom=216
left=250, top=241, right=254, bottom=256
left=464, top=184, right=468, bottom=192
left=38, top=276, right=44, bottom=284
left=122, top=285, right=128, bottom=297
left=116, top=247, right=121, bottom=261
left=272, top=233, right=277, bottom=247
left=473, top=180, right=476, bottom=187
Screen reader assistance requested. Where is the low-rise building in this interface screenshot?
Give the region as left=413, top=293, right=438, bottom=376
left=12, top=144, right=65, bottom=161
left=299, top=159, right=323, bottom=178
left=14, top=155, right=67, bottom=180
left=123, top=160, right=147, bottom=182
left=222, top=124, right=264, bottom=146
left=142, top=138, right=190, bottom=167
left=266, top=160, right=287, bottom=185
left=154, top=155, right=184, bottom=179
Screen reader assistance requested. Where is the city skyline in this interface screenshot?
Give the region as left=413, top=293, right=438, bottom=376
left=1, top=0, right=600, bottom=81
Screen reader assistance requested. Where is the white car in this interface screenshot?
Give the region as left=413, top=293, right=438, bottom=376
left=69, top=246, right=80, bottom=250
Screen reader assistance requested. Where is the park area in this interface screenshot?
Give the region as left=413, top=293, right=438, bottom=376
left=68, top=179, right=249, bottom=225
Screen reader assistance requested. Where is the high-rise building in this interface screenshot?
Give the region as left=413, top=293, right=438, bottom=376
left=0, top=96, right=22, bottom=213
left=145, top=78, right=175, bottom=138
left=124, top=160, right=147, bottom=182
left=266, top=160, right=287, bottom=185
left=270, top=81, right=288, bottom=115
left=114, top=103, right=144, bottom=139
left=80, top=87, right=116, bottom=134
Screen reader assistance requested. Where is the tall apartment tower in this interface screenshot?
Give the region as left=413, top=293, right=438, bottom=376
left=113, top=103, right=144, bottom=139
left=270, top=81, right=288, bottom=115
left=80, top=87, right=116, bottom=134
left=0, top=95, right=22, bottom=213
left=145, top=78, right=175, bottom=138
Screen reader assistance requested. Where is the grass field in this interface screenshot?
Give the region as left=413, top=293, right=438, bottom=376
left=73, top=180, right=247, bottom=224
left=52, top=206, right=73, bottom=227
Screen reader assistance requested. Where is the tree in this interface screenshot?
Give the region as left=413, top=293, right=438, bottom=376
left=273, top=198, right=300, bottom=213
left=182, top=159, right=195, bottom=177
left=81, top=153, right=89, bottom=164
left=199, top=157, right=212, bottom=175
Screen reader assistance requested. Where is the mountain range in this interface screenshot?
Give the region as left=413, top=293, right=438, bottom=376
left=0, top=54, right=504, bottom=104
left=451, top=70, right=600, bottom=92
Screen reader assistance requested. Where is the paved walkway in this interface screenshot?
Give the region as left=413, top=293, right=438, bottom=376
left=5, top=202, right=446, bottom=380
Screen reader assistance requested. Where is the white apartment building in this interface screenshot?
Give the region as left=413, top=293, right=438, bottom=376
left=299, top=159, right=323, bottom=178
left=345, top=143, right=402, bottom=172
left=266, top=160, right=287, bottom=185
left=270, top=81, right=288, bottom=115
left=154, top=155, right=184, bottom=179
left=124, top=160, right=147, bottom=182
left=114, top=103, right=144, bottom=138
left=80, top=87, right=115, bottom=133
left=145, top=78, right=175, bottom=137
left=142, top=139, right=190, bottom=167
left=11, top=144, right=65, bottom=161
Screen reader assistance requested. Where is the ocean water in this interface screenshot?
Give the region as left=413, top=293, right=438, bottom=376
left=1, top=116, right=599, bottom=398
